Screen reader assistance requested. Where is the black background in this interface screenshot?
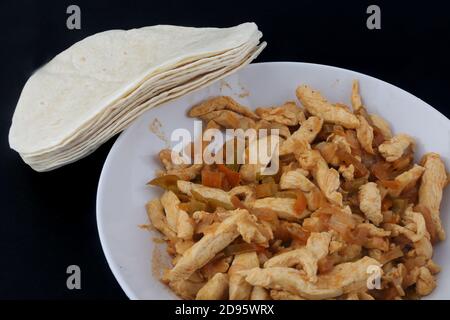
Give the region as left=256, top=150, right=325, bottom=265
left=0, top=0, right=449, bottom=299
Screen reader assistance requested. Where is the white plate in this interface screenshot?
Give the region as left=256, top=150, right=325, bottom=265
left=97, top=62, right=450, bottom=300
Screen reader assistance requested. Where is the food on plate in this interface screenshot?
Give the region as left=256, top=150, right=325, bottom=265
left=145, top=80, right=448, bottom=299
left=9, top=23, right=265, bottom=171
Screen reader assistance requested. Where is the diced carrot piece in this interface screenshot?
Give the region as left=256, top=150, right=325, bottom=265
left=217, top=164, right=240, bottom=187
left=255, top=182, right=277, bottom=199
left=201, top=169, right=224, bottom=188
left=294, top=191, right=307, bottom=214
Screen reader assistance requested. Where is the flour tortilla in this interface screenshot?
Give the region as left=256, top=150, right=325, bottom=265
left=24, top=42, right=266, bottom=171
left=9, top=23, right=262, bottom=155
left=19, top=38, right=257, bottom=159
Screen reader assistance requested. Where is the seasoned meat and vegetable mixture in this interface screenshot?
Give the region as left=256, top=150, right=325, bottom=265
left=145, top=81, right=448, bottom=300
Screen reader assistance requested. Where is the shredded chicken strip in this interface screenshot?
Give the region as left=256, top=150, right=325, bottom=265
left=369, top=114, right=392, bottom=139
left=167, top=209, right=268, bottom=282
left=359, top=182, right=382, bottom=226
left=270, top=290, right=305, bottom=300
left=189, top=96, right=259, bottom=120
left=253, top=197, right=311, bottom=221
left=296, top=85, right=359, bottom=129
left=384, top=205, right=427, bottom=242
left=177, top=181, right=234, bottom=209
left=250, top=286, right=270, bottom=300
left=298, top=148, right=343, bottom=206
left=279, top=116, right=323, bottom=155
left=229, top=252, right=260, bottom=300
left=418, top=153, right=448, bottom=241
left=388, top=164, right=425, bottom=197
left=378, top=134, right=414, bottom=162
left=196, top=273, right=229, bottom=300
left=161, top=190, right=194, bottom=239
left=255, top=101, right=304, bottom=126
left=351, top=80, right=363, bottom=111
left=356, top=115, right=374, bottom=154
left=241, top=256, right=381, bottom=300
left=279, top=168, right=324, bottom=211
left=199, top=110, right=256, bottom=129
left=264, top=232, right=331, bottom=282
left=145, top=198, right=176, bottom=240
left=169, top=277, right=205, bottom=300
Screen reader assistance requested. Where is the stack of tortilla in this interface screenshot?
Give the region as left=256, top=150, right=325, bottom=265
left=9, top=23, right=265, bottom=171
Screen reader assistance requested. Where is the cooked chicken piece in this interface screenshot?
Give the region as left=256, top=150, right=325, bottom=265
left=161, top=191, right=194, bottom=240
left=339, top=164, right=354, bottom=181
left=415, top=266, right=436, bottom=296
left=167, top=164, right=204, bottom=181
left=279, top=116, right=323, bottom=155
left=411, top=233, right=435, bottom=260
left=237, top=213, right=273, bottom=245
left=403, top=266, right=421, bottom=288
left=345, top=292, right=360, bottom=300
left=296, top=85, right=360, bottom=129
left=426, top=260, right=441, bottom=274
left=412, top=237, right=433, bottom=260
left=177, top=181, right=234, bottom=210
left=189, top=96, right=259, bottom=120
left=196, top=273, right=229, bottom=300
left=328, top=240, right=344, bottom=254
left=240, top=134, right=282, bottom=182
left=255, top=119, right=291, bottom=139
left=239, top=164, right=259, bottom=184
left=228, top=185, right=256, bottom=207
left=253, top=197, right=310, bottom=221
left=359, top=182, right=382, bottom=226
left=160, top=190, right=183, bottom=232
left=357, top=292, right=375, bottom=300
left=241, top=256, right=381, bottom=300
left=229, top=252, right=260, bottom=300
left=250, top=286, right=270, bottom=300
left=199, top=109, right=255, bottom=129
left=378, top=134, right=414, bottom=162
left=205, top=119, right=221, bottom=130
left=356, top=115, right=374, bottom=154
left=314, top=142, right=340, bottom=167
left=192, top=211, right=219, bottom=235
left=270, top=290, right=305, bottom=300
left=369, top=114, right=392, bottom=139
left=346, top=291, right=374, bottom=300
left=146, top=199, right=176, bottom=240
left=331, top=244, right=363, bottom=265
left=264, top=232, right=331, bottom=282
left=351, top=80, right=363, bottom=111
left=297, top=147, right=343, bottom=207
left=411, top=233, right=434, bottom=261
left=159, top=149, right=189, bottom=170
left=384, top=205, right=426, bottom=243
left=404, top=205, right=428, bottom=242
left=418, top=153, right=448, bottom=241
left=279, top=168, right=316, bottom=191
left=200, top=256, right=232, bottom=280
left=383, top=263, right=407, bottom=297
left=279, top=169, right=323, bottom=211
left=387, top=164, right=425, bottom=197
left=357, top=223, right=391, bottom=237
left=255, top=101, right=304, bottom=126
left=167, top=210, right=269, bottom=282
left=169, top=273, right=205, bottom=300
left=328, top=133, right=352, bottom=154
left=175, top=240, right=194, bottom=255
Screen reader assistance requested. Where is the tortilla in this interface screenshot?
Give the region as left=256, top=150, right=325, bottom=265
left=9, top=23, right=265, bottom=171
